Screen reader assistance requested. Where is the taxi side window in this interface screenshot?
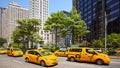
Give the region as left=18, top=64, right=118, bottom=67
left=86, top=49, right=95, bottom=54
left=70, top=49, right=82, bottom=52
left=59, top=50, right=66, bottom=52
left=28, top=51, right=34, bottom=55
left=7, top=48, right=10, bottom=50
left=34, top=51, right=40, bottom=56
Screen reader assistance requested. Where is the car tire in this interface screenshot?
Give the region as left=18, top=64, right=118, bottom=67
left=40, top=60, right=46, bottom=67
left=25, top=58, right=29, bottom=62
left=70, top=57, right=75, bottom=62
left=96, top=59, right=103, bottom=65
left=7, top=54, right=10, bottom=56
left=12, top=54, right=14, bottom=56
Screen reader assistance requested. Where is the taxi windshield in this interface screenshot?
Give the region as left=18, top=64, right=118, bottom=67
left=13, top=48, right=21, bottom=51
left=0, top=48, right=7, bottom=50
left=39, top=51, right=52, bottom=56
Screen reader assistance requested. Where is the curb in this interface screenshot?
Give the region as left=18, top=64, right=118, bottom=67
left=109, top=56, right=120, bottom=59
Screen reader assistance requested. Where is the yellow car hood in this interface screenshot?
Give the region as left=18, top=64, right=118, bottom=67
left=44, top=55, right=58, bottom=59
left=98, top=53, right=109, bottom=58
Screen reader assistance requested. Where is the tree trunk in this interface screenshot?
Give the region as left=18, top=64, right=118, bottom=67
left=55, top=28, right=57, bottom=47
left=72, top=28, right=75, bottom=44
left=31, top=41, right=33, bottom=48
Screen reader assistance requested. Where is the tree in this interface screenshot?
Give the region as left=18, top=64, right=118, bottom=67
left=12, top=18, right=42, bottom=48
left=0, top=37, right=7, bottom=47
left=44, top=11, right=68, bottom=47
left=68, top=8, right=90, bottom=44
left=44, top=8, right=90, bottom=47
left=106, top=33, right=120, bottom=48
left=92, top=40, right=104, bottom=48
left=8, top=43, right=23, bottom=48
left=80, top=40, right=90, bottom=47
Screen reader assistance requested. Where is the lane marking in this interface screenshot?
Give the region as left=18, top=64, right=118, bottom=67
left=13, top=60, right=22, bottom=64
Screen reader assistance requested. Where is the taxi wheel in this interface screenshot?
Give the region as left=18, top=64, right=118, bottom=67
left=96, top=59, right=103, bottom=65
left=40, top=60, right=46, bottom=67
left=12, top=54, right=14, bottom=56
left=7, top=54, right=10, bottom=56
left=25, top=58, right=29, bottom=62
left=70, top=57, right=75, bottom=62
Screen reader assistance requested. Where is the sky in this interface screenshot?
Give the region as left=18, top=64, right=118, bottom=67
left=0, top=0, right=72, bottom=15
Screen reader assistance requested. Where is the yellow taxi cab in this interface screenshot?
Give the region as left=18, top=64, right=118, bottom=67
left=7, top=48, right=23, bottom=56
left=116, top=50, right=120, bottom=53
left=0, top=48, right=7, bottom=54
left=67, top=47, right=110, bottom=65
left=54, top=50, right=67, bottom=57
left=23, top=49, right=58, bottom=67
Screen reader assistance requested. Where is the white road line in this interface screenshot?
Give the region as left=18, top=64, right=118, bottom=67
left=13, top=60, right=22, bottom=64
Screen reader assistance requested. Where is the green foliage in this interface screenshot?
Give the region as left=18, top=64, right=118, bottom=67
left=107, top=49, right=117, bottom=56
left=106, top=33, right=120, bottom=48
left=68, top=8, right=90, bottom=44
left=44, top=8, right=90, bottom=46
left=44, top=11, right=68, bottom=31
left=0, top=37, right=7, bottom=47
left=44, top=11, right=68, bottom=46
left=9, top=43, right=23, bottom=48
left=92, top=40, right=104, bottom=48
left=12, top=18, right=42, bottom=48
left=80, top=40, right=90, bottom=47
left=92, top=33, right=120, bottom=49
left=50, top=45, right=59, bottom=52
left=32, top=33, right=43, bottom=43
left=42, top=44, right=49, bottom=49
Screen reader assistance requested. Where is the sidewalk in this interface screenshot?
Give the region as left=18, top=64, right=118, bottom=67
left=109, top=56, right=120, bottom=59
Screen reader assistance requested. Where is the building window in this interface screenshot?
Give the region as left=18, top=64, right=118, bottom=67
left=41, top=31, right=43, bottom=35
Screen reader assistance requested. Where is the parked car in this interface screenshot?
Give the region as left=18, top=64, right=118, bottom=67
left=67, top=47, right=110, bottom=65
left=54, top=50, right=67, bottom=57
left=7, top=48, right=23, bottom=56
left=94, top=48, right=103, bottom=53
left=23, top=49, right=58, bottom=67
left=0, top=48, right=7, bottom=54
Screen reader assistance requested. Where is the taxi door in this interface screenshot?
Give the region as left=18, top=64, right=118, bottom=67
left=8, top=48, right=13, bottom=55
left=60, top=51, right=66, bottom=56
left=27, top=51, right=36, bottom=62
left=33, top=51, right=40, bottom=63
left=82, top=49, right=97, bottom=62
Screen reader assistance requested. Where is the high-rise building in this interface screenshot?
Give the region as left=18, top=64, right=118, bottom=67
left=73, top=0, right=120, bottom=42
left=0, top=7, right=5, bottom=37
left=30, top=0, right=50, bottom=44
left=2, top=2, right=28, bottom=43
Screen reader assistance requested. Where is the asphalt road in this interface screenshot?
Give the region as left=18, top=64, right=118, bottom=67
left=0, top=54, right=120, bottom=68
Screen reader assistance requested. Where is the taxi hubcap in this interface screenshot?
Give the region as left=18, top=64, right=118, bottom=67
left=41, top=61, right=45, bottom=66
left=25, top=58, right=29, bottom=62
left=70, top=57, right=75, bottom=62
left=96, top=59, right=103, bottom=65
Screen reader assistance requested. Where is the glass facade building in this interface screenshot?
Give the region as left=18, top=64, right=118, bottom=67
left=73, top=0, right=120, bottom=42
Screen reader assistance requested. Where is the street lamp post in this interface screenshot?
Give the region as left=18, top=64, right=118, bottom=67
left=105, top=12, right=107, bottom=51
left=102, top=0, right=107, bottom=51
